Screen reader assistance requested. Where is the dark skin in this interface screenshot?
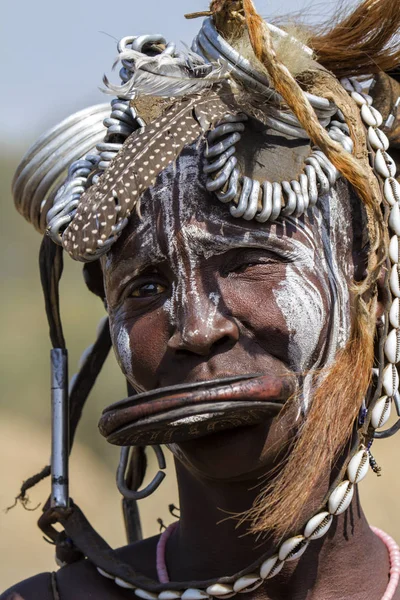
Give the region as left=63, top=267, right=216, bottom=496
left=3, top=142, right=398, bottom=600
left=103, top=147, right=394, bottom=599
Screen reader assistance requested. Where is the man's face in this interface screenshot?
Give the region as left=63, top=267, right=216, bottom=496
left=103, top=145, right=355, bottom=480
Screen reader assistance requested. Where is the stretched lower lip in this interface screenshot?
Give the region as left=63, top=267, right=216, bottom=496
left=99, top=373, right=292, bottom=445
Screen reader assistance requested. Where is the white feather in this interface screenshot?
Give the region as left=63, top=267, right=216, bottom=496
left=103, top=48, right=228, bottom=99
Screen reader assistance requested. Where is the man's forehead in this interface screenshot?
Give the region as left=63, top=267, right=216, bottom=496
left=107, top=189, right=319, bottom=275
left=105, top=144, right=354, bottom=272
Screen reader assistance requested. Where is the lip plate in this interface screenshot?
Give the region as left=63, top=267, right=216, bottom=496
left=100, top=374, right=289, bottom=446
left=106, top=399, right=283, bottom=445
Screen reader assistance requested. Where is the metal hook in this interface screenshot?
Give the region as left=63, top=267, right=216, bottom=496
left=373, top=392, right=400, bottom=439
left=116, top=445, right=166, bottom=500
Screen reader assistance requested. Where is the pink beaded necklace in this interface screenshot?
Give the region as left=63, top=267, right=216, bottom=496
left=156, top=523, right=400, bottom=599
left=371, top=527, right=400, bottom=600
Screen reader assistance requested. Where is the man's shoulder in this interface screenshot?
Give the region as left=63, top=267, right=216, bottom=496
left=1, top=541, right=156, bottom=600
left=0, top=562, right=127, bottom=599
left=1, top=571, right=55, bottom=600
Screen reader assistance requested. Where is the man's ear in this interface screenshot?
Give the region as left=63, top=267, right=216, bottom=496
left=371, top=72, right=400, bottom=176
left=82, top=260, right=106, bottom=301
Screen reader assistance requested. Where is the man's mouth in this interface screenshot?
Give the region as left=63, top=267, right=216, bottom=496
left=98, top=373, right=293, bottom=445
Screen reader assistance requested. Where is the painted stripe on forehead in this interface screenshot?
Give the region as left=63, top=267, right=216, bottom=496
left=179, top=225, right=313, bottom=263
left=106, top=145, right=354, bottom=294
left=104, top=147, right=204, bottom=283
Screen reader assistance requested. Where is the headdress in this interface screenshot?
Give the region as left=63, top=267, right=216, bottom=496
left=10, top=0, right=400, bottom=595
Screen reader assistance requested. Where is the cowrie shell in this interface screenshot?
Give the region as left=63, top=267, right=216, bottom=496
left=116, top=577, right=136, bottom=589
left=158, top=592, right=182, bottom=600
left=181, top=590, right=209, bottom=600
left=351, top=91, right=367, bottom=105
left=390, top=264, right=400, bottom=297
left=390, top=298, right=400, bottom=328
left=371, top=395, right=392, bottom=429
left=375, top=149, right=397, bottom=178
left=368, top=126, right=389, bottom=151
left=362, top=93, right=373, bottom=105
left=361, top=104, right=382, bottom=127
left=385, top=328, right=400, bottom=364
left=389, top=203, right=400, bottom=236
left=278, top=536, right=309, bottom=562
left=341, top=78, right=354, bottom=93
left=135, top=590, right=158, bottom=600
left=304, top=512, right=333, bottom=540
left=383, top=363, right=399, bottom=396
left=389, top=236, right=399, bottom=264
left=206, top=584, right=233, bottom=597
left=371, top=106, right=383, bottom=126
left=385, top=178, right=400, bottom=206
left=233, top=575, right=262, bottom=593
left=260, top=555, right=283, bottom=579
left=97, top=567, right=114, bottom=579
left=347, top=449, right=369, bottom=484
left=328, top=480, right=354, bottom=515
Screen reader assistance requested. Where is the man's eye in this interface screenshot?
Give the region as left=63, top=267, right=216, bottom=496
left=130, top=283, right=166, bottom=298
left=231, top=259, right=275, bottom=274
left=232, top=261, right=260, bottom=273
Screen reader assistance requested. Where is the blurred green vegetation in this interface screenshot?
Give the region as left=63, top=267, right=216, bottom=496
left=0, top=153, right=126, bottom=470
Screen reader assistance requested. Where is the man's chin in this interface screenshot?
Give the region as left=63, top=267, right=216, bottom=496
left=169, top=421, right=280, bottom=482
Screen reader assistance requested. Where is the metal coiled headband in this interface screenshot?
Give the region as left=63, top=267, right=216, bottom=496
left=13, top=33, right=174, bottom=238
left=12, top=105, right=110, bottom=233
left=203, top=111, right=354, bottom=222
left=13, top=21, right=343, bottom=251
left=192, top=17, right=338, bottom=140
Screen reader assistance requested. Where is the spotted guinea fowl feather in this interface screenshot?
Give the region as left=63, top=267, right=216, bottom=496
left=103, top=49, right=228, bottom=99
left=63, top=89, right=237, bottom=261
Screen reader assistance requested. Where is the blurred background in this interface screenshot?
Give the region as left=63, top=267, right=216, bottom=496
left=1, top=0, right=399, bottom=591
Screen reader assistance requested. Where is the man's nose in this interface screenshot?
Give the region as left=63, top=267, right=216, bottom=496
left=167, top=294, right=239, bottom=356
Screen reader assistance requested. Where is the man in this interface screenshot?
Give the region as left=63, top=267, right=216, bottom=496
left=3, top=0, right=400, bottom=598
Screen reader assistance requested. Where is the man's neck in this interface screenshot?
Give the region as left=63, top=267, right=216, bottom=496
left=165, top=459, right=392, bottom=600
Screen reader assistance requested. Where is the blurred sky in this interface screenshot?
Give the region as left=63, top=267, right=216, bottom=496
left=2, top=0, right=357, bottom=149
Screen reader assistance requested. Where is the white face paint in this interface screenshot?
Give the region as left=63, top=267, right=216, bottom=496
left=115, top=324, right=133, bottom=380
left=106, top=144, right=355, bottom=409
left=140, top=151, right=232, bottom=344
left=274, top=187, right=352, bottom=410
left=274, top=263, right=326, bottom=371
